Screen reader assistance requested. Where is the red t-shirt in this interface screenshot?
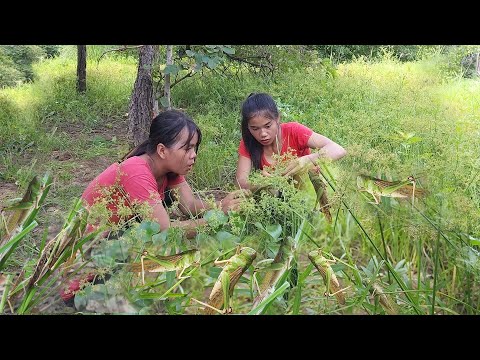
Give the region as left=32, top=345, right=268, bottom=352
left=238, top=122, right=313, bottom=169
left=82, top=156, right=185, bottom=225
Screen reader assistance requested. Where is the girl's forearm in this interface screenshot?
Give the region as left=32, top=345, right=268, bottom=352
left=171, top=217, right=207, bottom=238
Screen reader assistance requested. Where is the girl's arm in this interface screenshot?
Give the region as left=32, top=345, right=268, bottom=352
left=282, top=132, right=347, bottom=177
left=236, top=155, right=253, bottom=189
left=172, top=181, right=247, bottom=217
left=150, top=197, right=206, bottom=239
left=306, top=132, right=347, bottom=161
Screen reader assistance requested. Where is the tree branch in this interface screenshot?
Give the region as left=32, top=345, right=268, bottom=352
left=97, top=45, right=143, bottom=64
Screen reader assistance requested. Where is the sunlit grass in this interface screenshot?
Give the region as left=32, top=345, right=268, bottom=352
left=1, top=49, right=479, bottom=314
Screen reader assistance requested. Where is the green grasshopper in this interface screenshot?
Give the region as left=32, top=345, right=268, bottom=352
left=28, top=203, right=88, bottom=288
left=308, top=169, right=332, bottom=223
left=1, top=174, right=52, bottom=270
left=356, top=174, right=426, bottom=205
left=252, top=236, right=294, bottom=308
left=127, top=249, right=200, bottom=285
left=308, top=249, right=348, bottom=305
left=250, top=183, right=281, bottom=201
left=201, top=246, right=256, bottom=315
left=1, top=176, right=41, bottom=242
left=371, top=282, right=398, bottom=315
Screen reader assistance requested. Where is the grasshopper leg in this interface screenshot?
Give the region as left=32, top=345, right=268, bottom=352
left=213, top=258, right=230, bottom=267
left=190, top=298, right=224, bottom=315
left=140, top=252, right=148, bottom=285
left=176, top=266, right=191, bottom=280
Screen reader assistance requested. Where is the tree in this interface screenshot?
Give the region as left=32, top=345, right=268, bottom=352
left=76, top=45, right=87, bottom=93
left=163, top=45, right=173, bottom=110
left=127, top=45, right=277, bottom=146
left=128, top=45, right=157, bottom=147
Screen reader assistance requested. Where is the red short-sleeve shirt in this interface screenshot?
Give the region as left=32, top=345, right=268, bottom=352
left=82, top=156, right=185, bottom=225
left=238, top=122, right=313, bottom=169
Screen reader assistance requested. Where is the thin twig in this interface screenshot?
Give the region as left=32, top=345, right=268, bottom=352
left=97, top=45, right=143, bottom=64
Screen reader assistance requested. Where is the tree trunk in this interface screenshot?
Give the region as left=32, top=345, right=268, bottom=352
left=164, top=45, right=173, bottom=110
left=151, top=45, right=160, bottom=118
left=128, top=45, right=156, bottom=147
left=476, top=52, right=480, bottom=76
left=76, top=45, right=87, bottom=93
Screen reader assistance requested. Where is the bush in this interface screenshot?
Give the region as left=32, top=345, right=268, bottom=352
left=0, top=45, right=47, bottom=83
left=0, top=64, right=24, bottom=88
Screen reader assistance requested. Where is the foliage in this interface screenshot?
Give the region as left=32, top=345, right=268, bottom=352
left=1, top=46, right=479, bottom=314
left=312, top=45, right=429, bottom=64
left=0, top=45, right=49, bottom=86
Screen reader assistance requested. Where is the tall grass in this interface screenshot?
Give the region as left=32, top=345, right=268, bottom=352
left=1, top=48, right=478, bottom=314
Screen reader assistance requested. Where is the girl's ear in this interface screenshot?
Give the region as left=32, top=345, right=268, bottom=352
left=156, top=143, right=167, bottom=159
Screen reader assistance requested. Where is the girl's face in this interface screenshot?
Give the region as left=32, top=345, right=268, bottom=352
left=247, top=115, right=279, bottom=146
left=166, top=128, right=198, bottom=175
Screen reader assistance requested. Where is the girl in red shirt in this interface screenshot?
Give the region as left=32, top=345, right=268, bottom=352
left=62, top=110, right=246, bottom=304
left=83, top=109, right=245, bottom=234
left=236, top=93, right=347, bottom=189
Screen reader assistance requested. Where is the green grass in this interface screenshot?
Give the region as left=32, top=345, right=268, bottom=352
left=1, top=48, right=479, bottom=314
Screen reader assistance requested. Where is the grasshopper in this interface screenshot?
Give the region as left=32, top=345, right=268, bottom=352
left=252, top=236, right=294, bottom=308
left=308, top=249, right=348, bottom=305
left=250, top=183, right=281, bottom=200
left=127, top=249, right=200, bottom=285
left=308, top=169, right=332, bottom=223
left=28, top=205, right=87, bottom=288
left=201, top=246, right=256, bottom=315
left=1, top=174, right=52, bottom=269
left=1, top=176, right=41, bottom=243
left=356, top=174, right=426, bottom=205
left=371, top=282, right=398, bottom=315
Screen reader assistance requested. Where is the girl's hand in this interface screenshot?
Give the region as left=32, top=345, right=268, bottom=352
left=281, top=154, right=317, bottom=177
left=220, top=189, right=251, bottom=213
left=261, top=169, right=272, bottom=177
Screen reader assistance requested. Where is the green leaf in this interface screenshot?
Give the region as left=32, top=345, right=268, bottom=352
left=162, top=270, right=175, bottom=289
left=91, top=239, right=131, bottom=267
left=163, top=64, right=179, bottom=76
left=265, top=224, right=282, bottom=241
left=185, top=50, right=195, bottom=57
left=138, top=220, right=160, bottom=236
left=152, top=230, right=168, bottom=246
left=206, top=57, right=220, bottom=69
left=204, top=209, right=228, bottom=229
left=470, top=239, right=480, bottom=246
left=215, top=231, right=240, bottom=249
left=221, top=46, right=235, bottom=55
left=208, top=266, right=222, bottom=279
left=194, top=53, right=204, bottom=64
left=254, top=222, right=282, bottom=241
left=159, top=96, right=170, bottom=108
left=406, top=136, right=422, bottom=144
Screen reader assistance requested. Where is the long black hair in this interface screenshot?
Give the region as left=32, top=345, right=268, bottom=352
left=122, top=109, right=202, bottom=177
left=241, top=92, right=279, bottom=170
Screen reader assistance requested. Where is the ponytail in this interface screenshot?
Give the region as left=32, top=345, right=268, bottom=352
left=121, top=140, right=149, bottom=161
